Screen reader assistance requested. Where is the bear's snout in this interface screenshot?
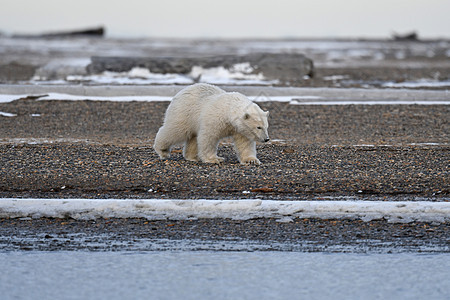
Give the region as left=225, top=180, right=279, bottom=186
left=264, top=138, right=270, bottom=143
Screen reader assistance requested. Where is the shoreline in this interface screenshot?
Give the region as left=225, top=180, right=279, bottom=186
left=1, top=216, right=448, bottom=253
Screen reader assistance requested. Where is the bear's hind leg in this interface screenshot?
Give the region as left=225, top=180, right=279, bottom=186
left=183, top=136, right=199, bottom=162
left=233, top=133, right=260, bottom=165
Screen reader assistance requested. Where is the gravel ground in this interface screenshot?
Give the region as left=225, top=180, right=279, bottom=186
left=1, top=99, right=448, bottom=146
left=304, top=66, right=450, bottom=89
left=0, top=100, right=448, bottom=199
left=0, top=143, right=448, bottom=200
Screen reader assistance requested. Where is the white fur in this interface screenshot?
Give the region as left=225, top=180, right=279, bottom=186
left=154, top=83, right=270, bottom=164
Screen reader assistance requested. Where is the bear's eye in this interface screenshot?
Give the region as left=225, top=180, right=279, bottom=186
left=257, top=126, right=262, bottom=130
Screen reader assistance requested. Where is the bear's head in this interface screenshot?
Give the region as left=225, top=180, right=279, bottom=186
left=238, top=103, right=270, bottom=143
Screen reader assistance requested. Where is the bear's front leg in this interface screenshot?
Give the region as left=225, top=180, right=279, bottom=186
left=153, top=127, right=172, bottom=159
left=197, top=133, right=224, bottom=164
left=233, top=134, right=261, bottom=165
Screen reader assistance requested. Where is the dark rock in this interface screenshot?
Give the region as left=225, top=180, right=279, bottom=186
left=13, top=26, right=105, bottom=38
left=0, top=62, right=38, bottom=82
left=393, top=31, right=419, bottom=41
left=87, top=53, right=314, bottom=83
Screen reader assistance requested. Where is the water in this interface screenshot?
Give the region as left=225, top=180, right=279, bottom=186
left=1, top=251, right=449, bottom=300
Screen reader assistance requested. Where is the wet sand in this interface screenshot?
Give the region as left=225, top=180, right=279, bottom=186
left=1, top=217, right=448, bottom=252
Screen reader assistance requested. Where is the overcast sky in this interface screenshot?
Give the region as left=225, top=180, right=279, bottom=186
left=1, top=0, right=449, bottom=38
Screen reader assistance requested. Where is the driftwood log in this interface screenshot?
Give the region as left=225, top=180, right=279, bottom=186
left=13, top=27, right=105, bottom=38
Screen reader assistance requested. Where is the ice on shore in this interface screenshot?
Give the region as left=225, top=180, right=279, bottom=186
left=1, top=199, right=449, bottom=223
left=189, top=63, right=278, bottom=85
left=289, top=99, right=450, bottom=105
left=65, top=68, right=193, bottom=85
left=0, top=93, right=173, bottom=103
left=61, top=64, right=277, bottom=86
left=382, top=79, right=450, bottom=88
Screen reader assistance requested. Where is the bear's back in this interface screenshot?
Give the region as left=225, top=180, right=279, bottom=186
left=163, top=83, right=225, bottom=129
left=172, top=83, right=224, bottom=106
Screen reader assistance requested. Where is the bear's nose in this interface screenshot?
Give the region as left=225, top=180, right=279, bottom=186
left=264, top=138, right=270, bottom=143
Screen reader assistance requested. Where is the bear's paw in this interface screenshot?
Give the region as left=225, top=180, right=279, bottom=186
left=241, top=157, right=261, bottom=165
left=203, top=156, right=225, bottom=164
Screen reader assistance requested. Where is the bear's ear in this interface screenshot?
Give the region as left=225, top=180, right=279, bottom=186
left=244, top=113, right=250, bottom=120
left=265, top=111, right=269, bottom=117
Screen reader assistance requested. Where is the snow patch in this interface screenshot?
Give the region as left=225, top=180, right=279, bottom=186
left=252, top=95, right=296, bottom=102
left=190, top=62, right=277, bottom=85
left=0, top=199, right=449, bottom=224
left=0, top=138, right=97, bottom=145
left=289, top=99, right=450, bottom=105
left=37, top=63, right=278, bottom=86
left=0, top=95, right=32, bottom=103
left=410, top=142, right=443, bottom=146
left=0, top=111, right=17, bottom=117
left=323, top=75, right=350, bottom=81
left=37, top=93, right=173, bottom=102
left=66, top=67, right=193, bottom=85
left=383, top=79, right=450, bottom=88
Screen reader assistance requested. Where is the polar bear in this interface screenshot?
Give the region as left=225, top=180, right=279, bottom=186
left=153, top=83, right=270, bottom=165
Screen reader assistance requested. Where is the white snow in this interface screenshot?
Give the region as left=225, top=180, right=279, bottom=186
left=0, top=199, right=448, bottom=223
left=289, top=99, right=450, bottom=105
left=190, top=63, right=278, bottom=85
left=252, top=95, right=297, bottom=102
left=332, top=143, right=449, bottom=148
left=0, top=95, right=31, bottom=103
left=65, top=67, right=193, bottom=85
left=331, top=143, right=448, bottom=148
left=45, top=63, right=278, bottom=86
left=410, top=142, right=443, bottom=146
left=0, top=111, right=17, bottom=117
left=383, top=79, right=450, bottom=88
left=0, top=138, right=96, bottom=145
left=38, top=93, right=173, bottom=102
left=323, top=75, right=350, bottom=81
